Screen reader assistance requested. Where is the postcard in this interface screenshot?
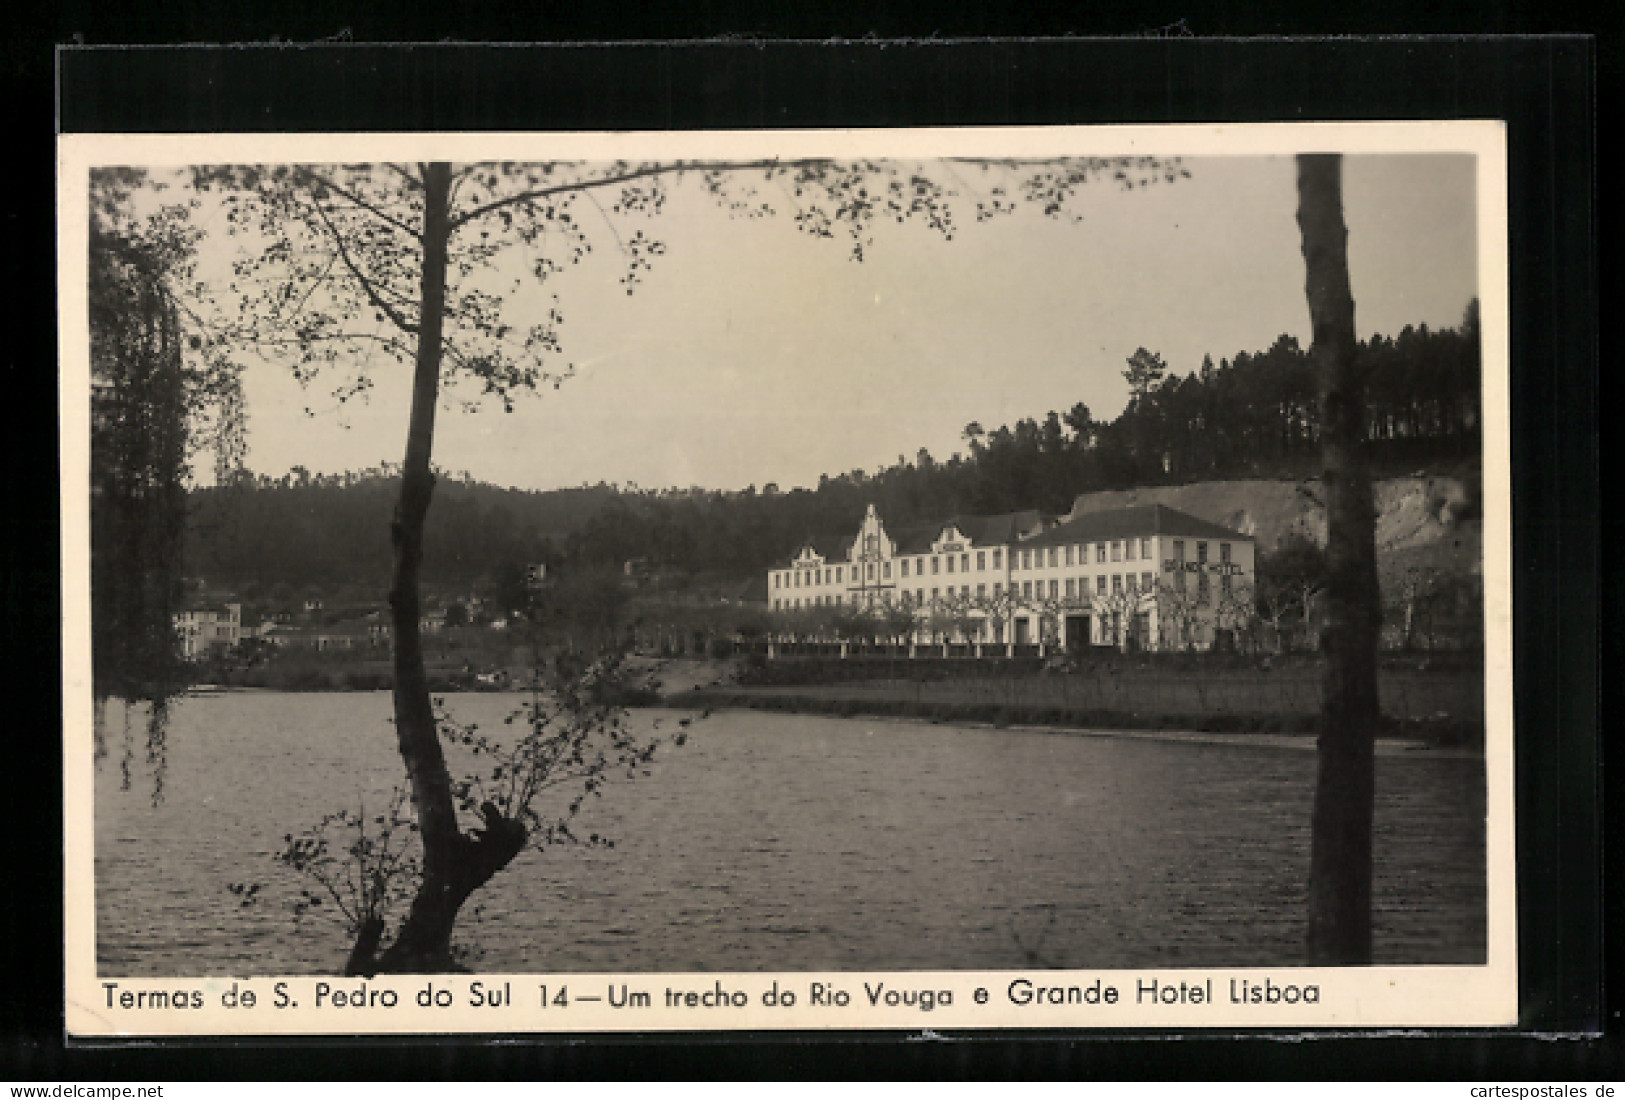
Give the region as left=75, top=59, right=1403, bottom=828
left=60, top=121, right=1513, bottom=1035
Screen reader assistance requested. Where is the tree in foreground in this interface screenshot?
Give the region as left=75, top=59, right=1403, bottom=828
left=1295, top=153, right=1383, bottom=965
left=89, top=171, right=243, bottom=800
left=189, top=155, right=1184, bottom=971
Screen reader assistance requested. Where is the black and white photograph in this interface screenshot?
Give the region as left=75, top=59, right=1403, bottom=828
left=61, top=123, right=1515, bottom=1034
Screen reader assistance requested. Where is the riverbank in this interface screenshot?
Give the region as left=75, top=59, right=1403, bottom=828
left=662, top=684, right=1482, bottom=750
left=183, top=652, right=1483, bottom=749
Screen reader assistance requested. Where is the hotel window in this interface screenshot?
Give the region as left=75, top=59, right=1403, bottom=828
left=1127, top=573, right=1138, bottom=593
left=1065, top=545, right=1074, bottom=566
left=1220, top=543, right=1232, bottom=564
left=946, top=556, right=955, bottom=574
left=1173, top=540, right=1185, bottom=562
left=883, top=562, right=892, bottom=579
left=1125, top=539, right=1136, bottom=562
left=932, top=557, right=940, bottom=575
left=1097, top=576, right=1108, bottom=595
left=977, top=583, right=986, bottom=598
left=961, top=585, right=970, bottom=597
left=794, top=572, right=801, bottom=587
left=961, top=552, right=970, bottom=572
left=1112, top=574, right=1123, bottom=594
left=1198, top=542, right=1209, bottom=564
left=1048, top=548, right=1058, bottom=568
left=976, top=550, right=986, bottom=571
left=835, top=594, right=843, bottom=605
left=992, top=549, right=1003, bottom=569
left=1197, top=571, right=1211, bottom=604
left=1096, top=543, right=1107, bottom=563
left=1049, top=580, right=1059, bottom=598
left=866, top=563, right=875, bottom=579
left=931, top=587, right=940, bottom=603
left=1140, top=537, right=1151, bottom=558
left=773, top=574, right=780, bottom=588
left=1022, top=581, right=1033, bottom=597
left=1065, top=578, right=1075, bottom=598
left=1221, top=573, right=1232, bottom=594
left=918, top=588, right=925, bottom=604
left=1142, top=571, right=1153, bottom=590
left=993, top=582, right=1003, bottom=596
left=823, top=568, right=830, bottom=584
left=1111, top=540, right=1122, bottom=562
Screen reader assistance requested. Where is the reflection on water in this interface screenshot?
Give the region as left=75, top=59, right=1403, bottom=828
left=94, top=693, right=1485, bottom=976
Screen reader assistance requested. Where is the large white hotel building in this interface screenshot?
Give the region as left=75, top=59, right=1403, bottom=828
left=767, top=501, right=1256, bottom=652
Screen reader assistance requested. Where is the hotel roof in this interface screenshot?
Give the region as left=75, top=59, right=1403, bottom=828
left=786, top=533, right=856, bottom=564
left=888, top=511, right=1046, bottom=554
left=1020, top=503, right=1251, bottom=547
left=779, top=510, right=1047, bottom=566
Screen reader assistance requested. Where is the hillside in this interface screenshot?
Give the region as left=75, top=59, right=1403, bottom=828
left=1068, top=471, right=1482, bottom=579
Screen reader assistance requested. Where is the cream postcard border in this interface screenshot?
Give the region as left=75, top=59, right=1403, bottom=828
left=59, top=121, right=1515, bottom=1035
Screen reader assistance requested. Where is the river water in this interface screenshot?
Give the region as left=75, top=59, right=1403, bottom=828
left=93, top=692, right=1486, bottom=976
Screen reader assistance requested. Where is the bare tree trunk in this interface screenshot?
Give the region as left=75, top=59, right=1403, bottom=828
left=356, top=162, right=528, bottom=975
left=1297, top=154, right=1381, bottom=964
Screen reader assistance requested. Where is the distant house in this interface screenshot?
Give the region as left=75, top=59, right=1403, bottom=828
left=261, top=624, right=303, bottom=649
left=260, top=618, right=387, bottom=652
left=175, top=603, right=241, bottom=659
left=310, top=620, right=380, bottom=651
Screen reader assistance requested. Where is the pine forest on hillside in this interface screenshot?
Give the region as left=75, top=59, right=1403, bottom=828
left=185, top=309, right=1480, bottom=597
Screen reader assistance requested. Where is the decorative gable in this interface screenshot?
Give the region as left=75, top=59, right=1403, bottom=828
left=852, top=503, right=895, bottom=562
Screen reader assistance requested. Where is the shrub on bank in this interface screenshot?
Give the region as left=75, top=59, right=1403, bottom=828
left=667, top=687, right=1479, bottom=749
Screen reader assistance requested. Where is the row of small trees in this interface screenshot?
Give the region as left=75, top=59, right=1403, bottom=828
left=754, top=559, right=1479, bottom=656
left=763, top=578, right=1249, bottom=653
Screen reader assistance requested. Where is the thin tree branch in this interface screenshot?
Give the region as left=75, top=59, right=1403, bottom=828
left=298, top=167, right=425, bottom=242
left=382, top=162, right=424, bottom=192
left=308, top=197, right=420, bottom=336
left=446, top=158, right=832, bottom=232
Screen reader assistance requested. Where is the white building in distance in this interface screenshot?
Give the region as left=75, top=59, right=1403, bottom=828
left=767, top=502, right=1256, bottom=652
left=175, top=603, right=242, bottom=659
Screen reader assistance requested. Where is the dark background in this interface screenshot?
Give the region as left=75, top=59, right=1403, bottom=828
left=12, top=20, right=1607, bottom=1082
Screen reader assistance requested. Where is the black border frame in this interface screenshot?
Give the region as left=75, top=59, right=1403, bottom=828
left=25, top=37, right=1603, bottom=1078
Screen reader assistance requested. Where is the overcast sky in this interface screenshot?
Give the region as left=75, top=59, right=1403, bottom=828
left=202, top=153, right=1478, bottom=493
